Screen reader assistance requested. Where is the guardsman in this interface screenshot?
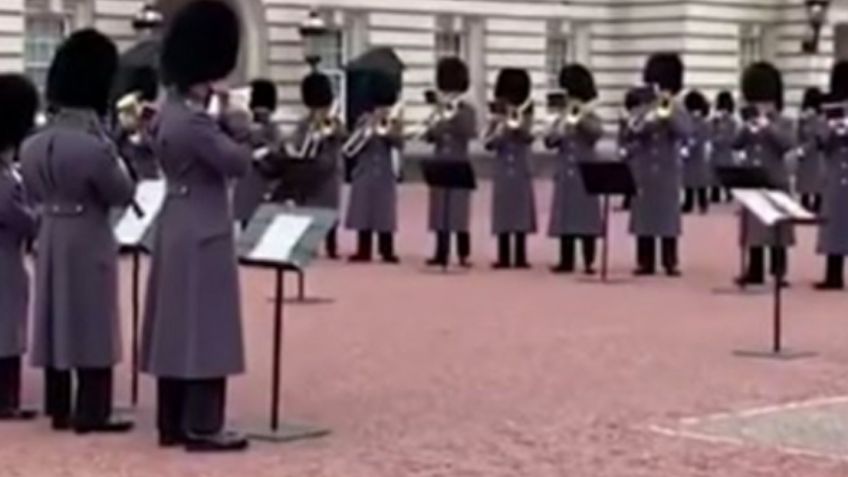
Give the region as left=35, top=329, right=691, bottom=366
left=815, top=61, right=848, bottom=290
left=232, top=78, right=283, bottom=227
left=681, top=90, right=711, bottom=214
left=710, top=91, right=738, bottom=203
left=0, top=75, right=39, bottom=421
left=796, top=87, right=826, bottom=212
left=627, top=53, right=692, bottom=277
left=293, top=72, right=346, bottom=259
left=734, top=62, right=796, bottom=286
left=141, top=0, right=251, bottom=452
left=343, top=72, right=405, bottom=263
left=484, top=68, right=537, bottom=269
left=544, top=64, right=603, bottom=275
left=20, top=29, right=136, bottom=433
left=423, top=57, right=478, bottom=267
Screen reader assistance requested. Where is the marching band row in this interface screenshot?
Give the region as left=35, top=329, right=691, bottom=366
left=2, top=0, right=848, bottom=455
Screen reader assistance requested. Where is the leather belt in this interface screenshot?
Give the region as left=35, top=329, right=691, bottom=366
left=43, top=203, right=86, bottom=217
left=166, top=184, right=190, bottom=198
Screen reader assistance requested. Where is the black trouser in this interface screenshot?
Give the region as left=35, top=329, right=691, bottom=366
left=0, top=357, right=22, bottom=411
left=157, top=378, right=226, bottom=439
left=557, top=235, right=597, bottom=271
left=682, top=188, right=709, bottom=213
left=432, top=231, right=471, bottom=264
left=710, top=186, right=732, bottom=203
left=496, top=233, right=528, bottom=267
left=821, top=255, right=845, bottom=286
left=354, top=231, right=397, bottom=260
left=325, top=227, right=338, bottom=258
left=744, top=246, right=788, bottom=283
left=44, top=367, right=113, bottom=429
left=636, top=236, right=678, bottom=272
left=801, top=193, right=822, bottom=213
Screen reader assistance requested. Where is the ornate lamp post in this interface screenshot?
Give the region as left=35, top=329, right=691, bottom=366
left=298, top=10, right=329, bottom=70
left=802, top=0, right=831, bottom=54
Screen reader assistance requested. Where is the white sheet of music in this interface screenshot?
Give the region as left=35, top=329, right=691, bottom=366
left=764, top=191, right=815, bottom=221
left=731, top=190, right=784, bottom=226
left=248, top=214, right=312, bottom=264
left=114, top=179, right=166, bottom=246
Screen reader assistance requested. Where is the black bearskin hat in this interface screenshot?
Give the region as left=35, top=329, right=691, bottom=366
left=46, top=29, right=118, bottom=115
left=741, top=61, right=783, bottom=110
left=494, top=68, right=531, bottom=106
left=368, top=72, right=399, bottom=108
left=715, top=90, right=735, bottom=113
left=559, top=63, right=597, bottom=102
left=643, top=53, right=684, bottom=94
left=0, top=74, right=38, bottom=151
left=624, top=88, right=641, bottom=111
left=684, top=90, right=710, bottom=116
left=249, top=79, right=277, bottom=111
left=829, top=60, right=848, bottom=102
left=129, top=66, right=159, bottom=102
left=801, top=87, right=823, bottom=112
left=161, top=0, right=240, bottom=90
left=301, top=73, right=334, bottom=108
left=436, top=57, right=469, bottom=94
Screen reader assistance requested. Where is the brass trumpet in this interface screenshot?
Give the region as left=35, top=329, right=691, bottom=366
left=656, top=92, right=673, bottom=120
left=506, top=99, right=534, bottom=130
left=564, top=102, right=584, bottom=127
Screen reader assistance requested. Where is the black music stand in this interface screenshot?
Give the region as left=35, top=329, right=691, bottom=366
left=113, top=179, right=165, bottom=410
left=578, top=161, right=636, bottom=283
left=275, top=159, right=330, bottom=205
left=729, top=190, right=819, bottom=361
left=239, top=205, right=333, bottom=443
left=420, top=159, right=477, bottom=272
left=714, top=166, right=776, bottom=295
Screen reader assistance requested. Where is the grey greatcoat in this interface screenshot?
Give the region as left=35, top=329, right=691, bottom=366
left=682, top=115, right=711, bottom=188
left=424, top=101, right=477, bottom=232
left=141, top=96, right=251, bottom=379
left=293, top=116, right=346, bottom=210
left=795, top=115, right=826, bottom=194
left=0, top=159, right=36, bottom=358
left=733, top=116, right=796, bottom=247
left=20, top=109, right=136, bottom=369
left=709, top=114, right=739, bottom=185
left=627, top=104, right=692, bottom=238
left=232, top=113, right=281, bottom=223
left=544, top=112, right=603, bottom=237
left=344, top=115, right=404, bottom=233
left=484, top=119, right=537, bottom=235
left=817, top=122, right=848, bottom=255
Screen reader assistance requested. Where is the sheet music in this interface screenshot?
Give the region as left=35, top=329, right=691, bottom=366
left=764, top=191, right=815, bottom=221
left=247, top=214, right=312, bottom=264
left=114, top=180, right=166, bottom=246
left=731, top=190, right=784, bottom=226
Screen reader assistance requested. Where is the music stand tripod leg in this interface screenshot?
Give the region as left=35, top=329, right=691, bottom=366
left=601, top=194, right=610, bottom=282
left=131, top=249, right=140, bottom=408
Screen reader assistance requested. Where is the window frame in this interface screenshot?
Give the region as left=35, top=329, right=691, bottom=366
left=23, top=11, right=68, bottom=92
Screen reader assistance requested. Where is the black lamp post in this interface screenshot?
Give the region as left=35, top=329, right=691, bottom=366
left=802, top=0, right=831, bottom=54
left=299, top=10, right=329, bottom=69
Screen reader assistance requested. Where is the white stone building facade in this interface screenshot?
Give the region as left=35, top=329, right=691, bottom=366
left=3, top=0, right=847, bottom=132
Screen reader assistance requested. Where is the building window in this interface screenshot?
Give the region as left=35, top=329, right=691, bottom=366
left=739, top=24, right=764, bottom=68
left=546, top=33, right=572, bottom=89
left=24, top=13, right=66, bottom=91
left=435, top=15, right=465, bottom=59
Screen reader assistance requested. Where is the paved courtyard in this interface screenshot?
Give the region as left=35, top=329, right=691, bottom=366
left=2, top=181, right=848, bottom=476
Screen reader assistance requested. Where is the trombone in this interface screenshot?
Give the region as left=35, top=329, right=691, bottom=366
left=294, top=101, right=343, bottom=159
left=341, top=102, right=404, bottom=158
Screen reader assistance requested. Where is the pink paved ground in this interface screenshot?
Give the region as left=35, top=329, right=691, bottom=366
left=3, top=182, right=848, bottom=476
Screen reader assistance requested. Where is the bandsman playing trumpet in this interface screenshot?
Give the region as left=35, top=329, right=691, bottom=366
left=733, top=62, right=796, bottom=286
left=115, top=66, right=160, bottom=179
left=681, top=90, right=711, bottom=214
left=627, top=53, right=692, bottom=277
left=815, top=61, right=848, bottom=290
left=709, top=91, right=738, bottom=203
left=544, top=64, right=603, bottom=275
left=796, top=87, right=826, bottom=213
left=344, top=72, right=405, bottom=263
left=423, top=57, right=477, bottom=267
left=0, top=74, right=39, bottom=421
left=294, top=72, right=347, bottom=258
left=484, top=68, right=537, bottom=269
